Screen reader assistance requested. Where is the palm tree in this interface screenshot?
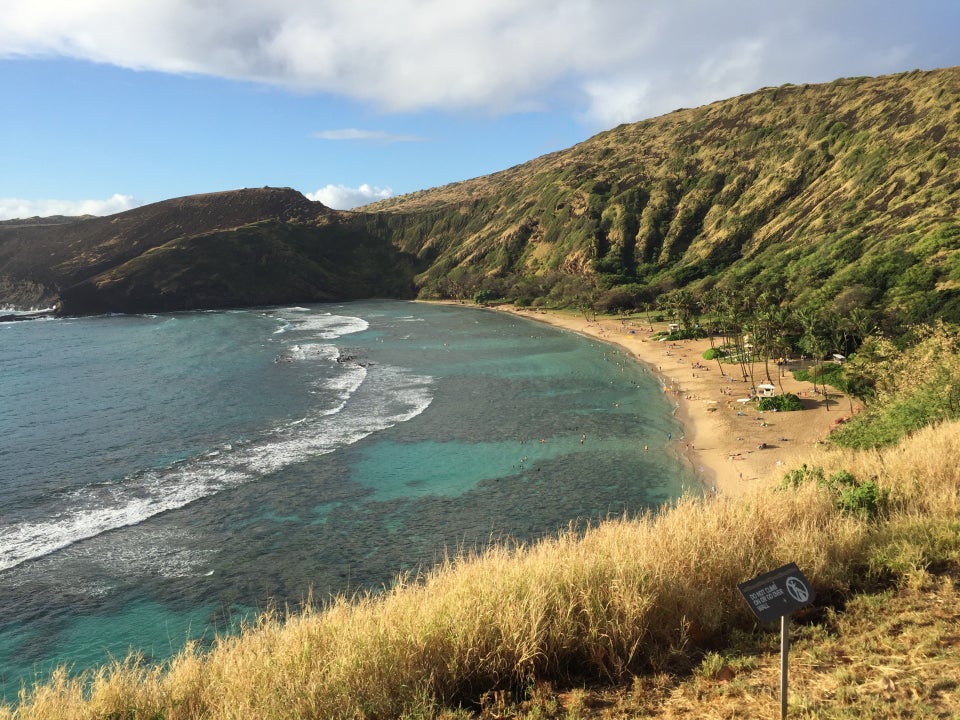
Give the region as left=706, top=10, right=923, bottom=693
left=722, top=293, right=754, bottom=392
left=657, top=288, right=702, bottom=334
left=796, top=306, right=835, bottom=411
left=701, top=287, right=727, bottom=376
left=770, top=304, right=795, bottom=393
left=754, top=292, right=782, bottom=385
left=842, top=307, right=878, bottom=355
left=643, top=301, right=655, bottom=331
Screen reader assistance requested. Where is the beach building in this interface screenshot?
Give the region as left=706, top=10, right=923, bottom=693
left=757, top=382, right=776, bottom=398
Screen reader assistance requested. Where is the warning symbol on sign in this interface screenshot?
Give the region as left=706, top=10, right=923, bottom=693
left=785, top=576, right=810, bottom=604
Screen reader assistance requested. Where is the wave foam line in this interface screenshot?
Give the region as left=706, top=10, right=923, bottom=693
left=289, top=313, right=369, bottom=339
left=0, top=366, right=432, bottom=573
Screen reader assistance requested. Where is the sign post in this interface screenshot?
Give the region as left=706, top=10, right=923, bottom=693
left=738, top=563, right=815, bottom=719
left=781, top=614, right=790, bottom=720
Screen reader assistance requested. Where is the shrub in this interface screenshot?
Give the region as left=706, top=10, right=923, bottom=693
left=473, top=289, right=499, bottom=305
left=595, top=288, right=638, bottom=313
left=823, top=470, right=890, bottom=519
left=794, top=362, right=844, bottom=387
left=779, top=465, right=889, bottom=519
left=779, top=463, right=825, bottom=489
left=835, top=478, right=890, bottom=520
left=702, top=348, right=726, bottom=361
left=757, top=393, right=804, bottom=412
left=830, top=323, right=960, bottom=449
left=665, top=328, right=707, bottom=341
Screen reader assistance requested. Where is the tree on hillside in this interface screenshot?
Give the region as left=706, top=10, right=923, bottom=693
left=438, top=267, right=481, bottom=302
left=840, top=307, right=878, bottom=356
left=831, top=322, right=960, bottom=448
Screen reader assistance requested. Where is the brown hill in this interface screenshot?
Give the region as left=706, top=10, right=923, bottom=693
left=0, top=187, right=420, bottom=313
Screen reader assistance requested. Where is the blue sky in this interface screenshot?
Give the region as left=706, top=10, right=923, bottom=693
left=1, top=1, right=959, bottom=219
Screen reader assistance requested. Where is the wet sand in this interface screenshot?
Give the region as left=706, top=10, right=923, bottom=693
left=496, top=307, right=859, bottom=497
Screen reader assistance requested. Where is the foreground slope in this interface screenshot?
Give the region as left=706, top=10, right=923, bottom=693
left=4, top=416, right=959, bottom=718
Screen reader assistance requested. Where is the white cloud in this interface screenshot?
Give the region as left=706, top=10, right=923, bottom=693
left=0, top=194, right=139, bottom=221
left=305, top=184, right=393, bottom=210
left=312, top=128, right=425, bottom=142
left=580, top=79, right=652, bottom=128
left=0, top=0, right=955, bottom=128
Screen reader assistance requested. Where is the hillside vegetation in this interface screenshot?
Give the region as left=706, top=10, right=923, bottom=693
left=1, top=67, right=959, bottom=322
left=366, top=67, right=960, bottom=334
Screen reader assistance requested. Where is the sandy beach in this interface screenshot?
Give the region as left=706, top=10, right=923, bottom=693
left=496, top=306, right=860, bottom=497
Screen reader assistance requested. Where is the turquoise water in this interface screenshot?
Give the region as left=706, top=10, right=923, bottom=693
left=0, top=301, right=697, bottom=699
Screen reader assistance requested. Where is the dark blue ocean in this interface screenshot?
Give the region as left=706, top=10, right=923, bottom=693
left=0, top=300, right=696, bottom=698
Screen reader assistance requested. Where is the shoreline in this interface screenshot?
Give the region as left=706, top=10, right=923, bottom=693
left=489, top=305, right=858, bottom=497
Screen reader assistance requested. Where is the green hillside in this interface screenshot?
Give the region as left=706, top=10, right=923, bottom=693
left=4, top=66, right=960, bottom=719
left=366, top=67, right=960, bottom=331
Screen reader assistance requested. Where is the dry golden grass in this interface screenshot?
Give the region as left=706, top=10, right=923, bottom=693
left=3, top=421, right=959, bottom=719
left=532, top=569, right=960, bottom=719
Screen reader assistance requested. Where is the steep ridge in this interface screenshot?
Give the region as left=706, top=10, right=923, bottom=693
left=367, top=67, right=960, bottom=328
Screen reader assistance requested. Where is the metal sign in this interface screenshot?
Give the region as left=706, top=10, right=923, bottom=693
left=738, top=562, right=815, bottom=624
left=738, top=563, right=817, bottom=719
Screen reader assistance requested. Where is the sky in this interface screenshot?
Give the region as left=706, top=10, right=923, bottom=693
left=1, top=1, right=959, bottom=220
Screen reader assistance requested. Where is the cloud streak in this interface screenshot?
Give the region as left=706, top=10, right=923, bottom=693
left=3, top=1, right=957, bottom=128
left=312, top=129, right=425, bottom=142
